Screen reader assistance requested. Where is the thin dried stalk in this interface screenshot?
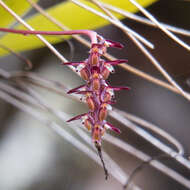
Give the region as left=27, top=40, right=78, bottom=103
left=109, top=109, right=190, bottom=170
left=128, top=0, right=190, bottom=51
left=0, top=81, right=46, bottom=110
left=103, top=133, right=190, bottom=189
left=101, top=2, right=190, bottom=37
left=0, top=44, right=33, bottom=69
left=115, top=108, right=184, bottom=155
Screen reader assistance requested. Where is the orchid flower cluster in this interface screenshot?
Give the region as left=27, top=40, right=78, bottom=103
left=64, top=35, right=129, bottom=178
left=65, top=36, right=129, bottom=147
left=0, top=27, right=129, bottom=179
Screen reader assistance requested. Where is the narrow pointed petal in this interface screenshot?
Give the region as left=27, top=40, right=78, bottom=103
left=105, top=39, right=124, bottom=49
left=67, top=85, right=86, bottom=94
left=108, top=86, right=130, bottom=91
left=67, top=113, right=87, bottom=122
left=105, top=59, right=128, bottom=65
left=62, top=61, right=85, bottom=66
left=106, top=122, right=121, bottom=134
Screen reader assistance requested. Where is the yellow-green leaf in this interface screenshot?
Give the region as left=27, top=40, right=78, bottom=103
left=0, top=0, right=38, bottom=28
left=0, top=0, right=157, bottom=56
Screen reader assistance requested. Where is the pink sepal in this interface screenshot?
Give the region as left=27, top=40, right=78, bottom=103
left=106, top=122, right=121, bottom=134
left=105, top=39, right=124, bottom=49
left=67, top=113, right=87, bottom=122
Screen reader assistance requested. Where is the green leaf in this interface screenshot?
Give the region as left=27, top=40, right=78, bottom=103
left=0, top=0, right=157, bottom=56
left=0, top=0, right=38, bottom=28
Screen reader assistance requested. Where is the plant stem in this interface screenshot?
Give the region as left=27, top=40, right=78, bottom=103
left=0, top=27, right=98, bottom=44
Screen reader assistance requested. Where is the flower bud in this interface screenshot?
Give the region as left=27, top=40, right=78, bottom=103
left=91, top=53, right=99, bottom=65
left=92, top=78, right=100, bottom=91
left=98, top=105, right=108, bottom=121
left=84, top=119, right=92, bottom=131
left=80, top=67, right=90, bottom=81
left=102, top=92, right=111, bottom=102
left=86, top=96, right=95, bottom=111
left=93, top=124, right=101, bottom=142
left=101, top=67, right=110, bottom=80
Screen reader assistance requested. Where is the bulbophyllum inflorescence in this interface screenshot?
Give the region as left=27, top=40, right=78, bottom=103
left=0, top=27, right=129, bottom=179
left=64, top=35, right=129, bottom=178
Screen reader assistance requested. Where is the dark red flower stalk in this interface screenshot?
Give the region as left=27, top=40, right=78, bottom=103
left=0, top=27, right=129, bottom=179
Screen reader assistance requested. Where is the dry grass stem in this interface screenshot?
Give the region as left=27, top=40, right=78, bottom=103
left=115, top=108, right=184, bottom=155
left=128, top=0, right=190, bottom=51
left=109, top=110, right=190, bottom=170
left=101, top=2, right=190, bottom=37
left=0, top=44, right=33, bottom=69
left=103, top=134, right=190, bottom=189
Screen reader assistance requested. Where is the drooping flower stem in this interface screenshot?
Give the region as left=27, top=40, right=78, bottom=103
left=0, top=28, right=98, bottom=44
left=0, top=27, right=129, bottom=179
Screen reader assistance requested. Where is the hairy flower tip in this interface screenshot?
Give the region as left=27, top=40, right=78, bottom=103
left=67, top=113, right=87, bottom=122
left=105, top=39, right=124, bottom=49
left=105, top=59, right=128, bottom=65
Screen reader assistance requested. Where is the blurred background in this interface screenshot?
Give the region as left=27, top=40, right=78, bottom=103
left=0, top=0, right=190, bottom=189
